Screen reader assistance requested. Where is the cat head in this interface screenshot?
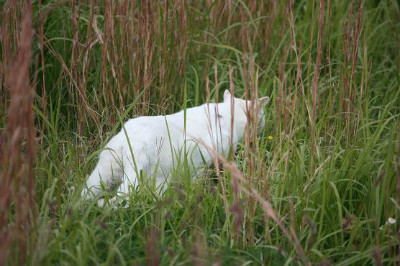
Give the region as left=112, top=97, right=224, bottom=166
left=223, top=90, right=270, bottom=134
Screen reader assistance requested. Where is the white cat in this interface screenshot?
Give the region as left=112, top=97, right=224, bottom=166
left=81, top=90, right=269, bottom=204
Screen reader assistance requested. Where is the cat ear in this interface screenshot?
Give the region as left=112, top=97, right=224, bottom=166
left=224, top=90, right=232, bottom=102
left=259, top=96, right=270, bottom=105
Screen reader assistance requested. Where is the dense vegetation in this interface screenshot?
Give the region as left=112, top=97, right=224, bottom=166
left=1, top=0, right=399, bottom=265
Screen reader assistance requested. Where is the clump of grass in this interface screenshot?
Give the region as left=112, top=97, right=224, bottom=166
left=0, top=0, right=399, bottom=265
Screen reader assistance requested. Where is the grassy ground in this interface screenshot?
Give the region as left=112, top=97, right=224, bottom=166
left=1, top=0, right=400, bottom=265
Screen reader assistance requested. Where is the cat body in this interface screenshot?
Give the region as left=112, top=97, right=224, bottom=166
left=81, top=90, right=269, bottom=201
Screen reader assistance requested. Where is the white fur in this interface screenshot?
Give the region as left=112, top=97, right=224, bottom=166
left=81, top=90, right=269, bottom=203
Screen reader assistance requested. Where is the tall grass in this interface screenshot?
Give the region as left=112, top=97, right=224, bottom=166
left=1, top=0, right=399, bottom=265
left=0, top=2, right=36, bottom=264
